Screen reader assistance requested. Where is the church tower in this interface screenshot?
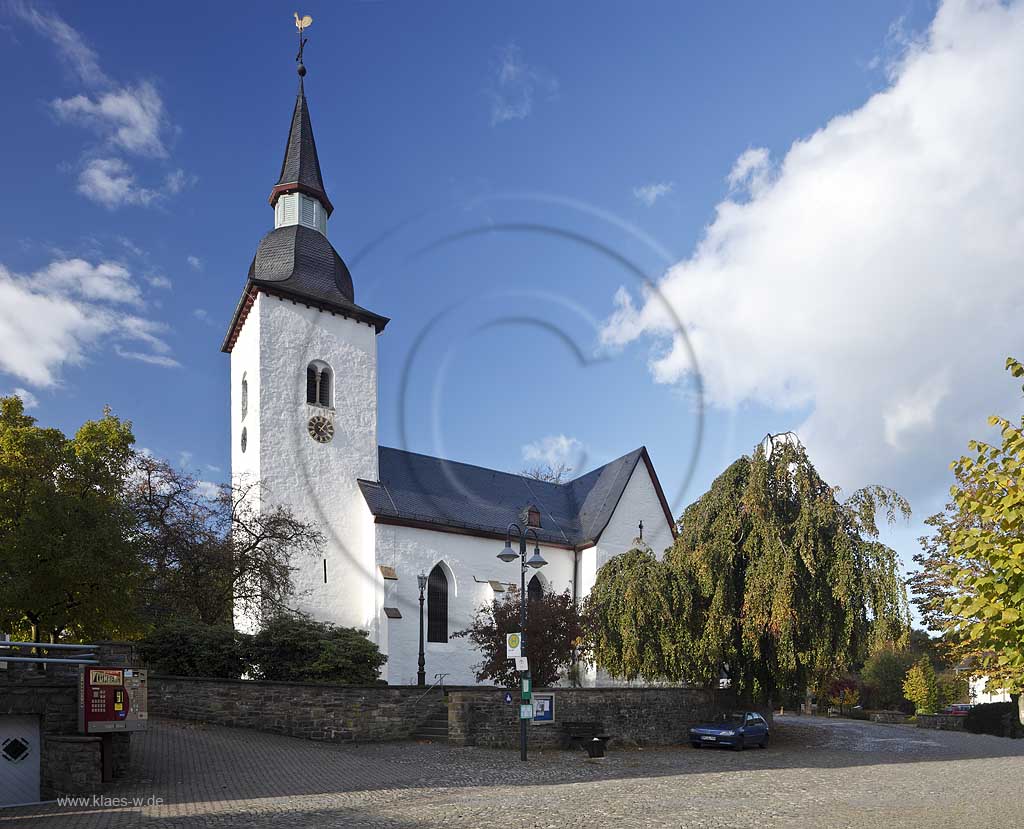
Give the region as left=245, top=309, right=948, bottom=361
left=222, top=46, right=389, bottom=633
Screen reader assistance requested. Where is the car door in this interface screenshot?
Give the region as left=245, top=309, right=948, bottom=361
left=744, top=713, right=765, bottom=740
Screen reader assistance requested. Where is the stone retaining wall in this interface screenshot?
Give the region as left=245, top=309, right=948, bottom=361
left=916, top=714, right=965, bottom=731
left=149, top=676, right=447, bottom=742
left=448, top=687, right=752, bottom=749
left=869, top=711, right=914, bottom=725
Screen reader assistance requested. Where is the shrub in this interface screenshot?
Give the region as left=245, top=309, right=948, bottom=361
left=963, top=702, right=1023, bottom=738
left=902, top=658, right=940, bottom=714
left=250, top=613, right=386, bottom=685
left=140, top=620, right=250, bottom=678
left=454, top=586, right=586, bottom=688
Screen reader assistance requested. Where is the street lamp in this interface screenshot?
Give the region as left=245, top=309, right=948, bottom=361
left=497, top=522, right=546, bottom=761
left=417, top=571, right=427, bottom=687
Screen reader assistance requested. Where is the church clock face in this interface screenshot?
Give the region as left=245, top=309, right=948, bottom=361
left=307, top=415, right=334, bottom=444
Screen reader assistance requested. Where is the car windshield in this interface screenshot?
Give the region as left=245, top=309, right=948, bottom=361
left=717, top=713, right=746, bottom=725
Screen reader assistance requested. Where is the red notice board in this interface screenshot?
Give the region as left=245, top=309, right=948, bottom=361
left=78, top=666, right=149, bottom=734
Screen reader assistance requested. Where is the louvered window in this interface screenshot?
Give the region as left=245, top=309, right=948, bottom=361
left=301, top=196, right=315, bottom=226
left=528, top=574, right=543, bottom=603
left=282, top=195, right=297, bottom=224
left=318, top=369, right=331, bottom=406
left=306, top=366, right=318, bottom=404
left=427, top=564, right=448, bottom=643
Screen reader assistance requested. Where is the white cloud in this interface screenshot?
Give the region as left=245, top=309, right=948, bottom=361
left=146, top=274, right=172, bottom=289
left=192, top=308, right=213, bottom=326
left=77, top=158, right=157, bottom=208
left=633, top=182, right=674, bottom=206
left=600, top=0, right=1024, bottom=502
left=52, top=82, right=167, bottom=157
left=726, top=148, right=771, bottom=195
left=488, top=43, right=558, bottom=126
left=0, top=258, right=177, bottom=386
left=522, top=434, right=585, bottom=470
left=9, top=3, right=188, bottom=209
left=113, top=348, right=180, bottom=368
left=75, top=158, right=191, bottom=210
left=7, top=388, right=39, bottom=409
left=7, top=0, right=107, bottom=86
left=33, top=258, right=141, bottom=305
left=196, top=481, right=221, bottom=500
left=186, top=255, right=203, bottom=271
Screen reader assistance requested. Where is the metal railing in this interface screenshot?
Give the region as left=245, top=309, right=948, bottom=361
left=412, top=672, right=450, bottom=708
left=0, top=640, right=99, bottom=665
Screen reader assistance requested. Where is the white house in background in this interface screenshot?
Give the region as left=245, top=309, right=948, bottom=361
left=221, top=62, right=676, bottom=685
left=968, top=675, right=1012, bottom=704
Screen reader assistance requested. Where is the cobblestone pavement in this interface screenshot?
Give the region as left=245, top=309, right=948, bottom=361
left=3, top=715, right=1023, bottom=828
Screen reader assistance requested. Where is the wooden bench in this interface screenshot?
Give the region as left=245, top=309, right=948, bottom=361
left=562, top=721, right=612, bottom=756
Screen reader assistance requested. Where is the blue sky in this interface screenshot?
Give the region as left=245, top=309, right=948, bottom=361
left=3, top=0, right=1023, bottom=591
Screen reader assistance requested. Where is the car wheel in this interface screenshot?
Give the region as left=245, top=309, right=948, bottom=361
left=691, top=742, right=701, bottom=749
left=732, top=737, right=745, bottom=752
left=759, top=733, right=770, bottom=748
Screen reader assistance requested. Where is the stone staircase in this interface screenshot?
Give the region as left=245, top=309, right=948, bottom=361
left=412, top=702, right=449, bottom=742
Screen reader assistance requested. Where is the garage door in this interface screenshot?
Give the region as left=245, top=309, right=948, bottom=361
left=0, top=715, right=41, bottom=806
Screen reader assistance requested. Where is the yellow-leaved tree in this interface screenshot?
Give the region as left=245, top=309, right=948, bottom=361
left=945, top=357, right=1024, bottom=725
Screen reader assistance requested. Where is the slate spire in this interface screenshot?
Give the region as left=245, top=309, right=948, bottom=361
left=269, top=69, right=334, bottom=216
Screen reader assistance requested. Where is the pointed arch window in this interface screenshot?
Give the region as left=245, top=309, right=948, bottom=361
left=241, top=373, right=248, bottom=420
left=528, top=574, right=543, bottom=604
left=306, top=361, right=332, bottom=408
left=427, top=564, right=449, bottom=643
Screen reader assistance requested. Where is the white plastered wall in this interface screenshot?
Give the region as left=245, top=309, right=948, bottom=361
left=234, top=291, right=381, bottom=633
left=373, top=523, right=575, bottom=686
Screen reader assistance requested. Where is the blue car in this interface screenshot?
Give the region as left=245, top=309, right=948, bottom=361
left=689, top=711, right=770, bottom=750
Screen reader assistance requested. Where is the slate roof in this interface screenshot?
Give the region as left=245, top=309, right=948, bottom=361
left=271, top=78, right=332, bottom=214
left=358, top=446, right=674, bottom=547
left=222, top=79, right=389, bottom=352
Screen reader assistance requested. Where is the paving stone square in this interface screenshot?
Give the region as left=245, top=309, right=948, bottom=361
left=2, top=715, right=1022, bottom=828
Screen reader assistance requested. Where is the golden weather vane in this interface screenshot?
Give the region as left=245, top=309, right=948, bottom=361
left=294, top=12, right=313, bottom=73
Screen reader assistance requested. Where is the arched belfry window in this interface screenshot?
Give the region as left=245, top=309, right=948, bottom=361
left=528, top=574, right=543, bottom=604
left=306, top=361, right=332, bottom=407
left=427, top=564, right=449, bottom=643
left=241, top=373, right=248, bottom=420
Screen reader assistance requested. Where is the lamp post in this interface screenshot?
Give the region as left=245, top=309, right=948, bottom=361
left=497, top=522, right=547, bottom=761
left=417, top=572, right=427, bottom=687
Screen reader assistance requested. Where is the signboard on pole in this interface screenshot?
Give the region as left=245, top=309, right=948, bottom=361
left=519, top=704, right=534, bottom=720
left=515, top=656, right=529, bottom=672
left=505, top=633, right=522, bottom=659
left=520, top=676, right=532, bottom=700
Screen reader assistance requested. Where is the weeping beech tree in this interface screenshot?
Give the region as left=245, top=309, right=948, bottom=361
left=586, top=433, right=911, bottom=702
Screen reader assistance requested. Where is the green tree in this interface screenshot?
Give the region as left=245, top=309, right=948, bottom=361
left=861, top=647, right=915, bottom=710
left=940, top=358, right=1024, bottom=726
left=0, top=397, right=140, bottom=641
left=670, top=434, right=909, bottom=702
left=455, top=586, right=587, bottom=688
left=903, top=657, right=940, bottom=714
left=250, top=614, right=386, bottom=685
left=584, top=545, right=687, bottom=683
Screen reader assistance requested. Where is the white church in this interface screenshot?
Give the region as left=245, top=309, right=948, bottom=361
left=222, top=57, right=675, bottom=686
